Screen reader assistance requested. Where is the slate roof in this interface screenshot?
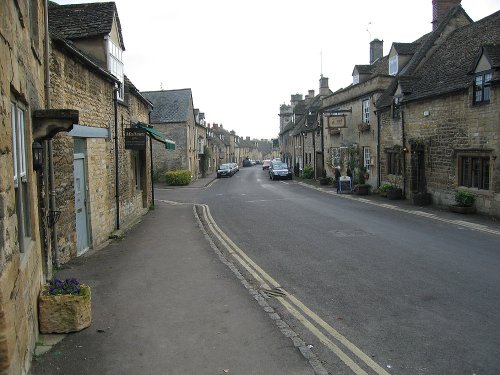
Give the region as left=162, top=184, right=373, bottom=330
left=354, top=65, right=373, bottom=75
left=376, top=5, right=474, bottom=108
left=482, top=44, right=500, bottom=68
left=401, top=10, right=500, bottom=103
left=142, top=89, right=193, bottom=123
left=48, top=1, right=124, bottom=49
left=392, top=42, right=421, bottom=55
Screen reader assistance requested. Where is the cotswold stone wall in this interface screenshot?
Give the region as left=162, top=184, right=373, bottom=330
left=0, top=1, right=45, bottom=374
left=402, top=89, right=499, bottom=216
left=50, top=45, right=151, bottom=261
left=379, top=86, right=499, bottom=217
left=151, top=122, right=187, bottom=176
left=50, top=46, right=115, bottom=260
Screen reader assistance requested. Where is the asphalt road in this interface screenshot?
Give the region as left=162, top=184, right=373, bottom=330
left=156, top=166, right=500, bottom=375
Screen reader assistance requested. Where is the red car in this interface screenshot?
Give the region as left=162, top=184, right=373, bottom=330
left=262, top=160, right=271, bottom=170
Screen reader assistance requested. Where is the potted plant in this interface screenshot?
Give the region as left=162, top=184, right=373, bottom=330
left=450, top=190, right=476, bottom=214
left=38, top=277, right=92, bottom=333
left=386, top=174, right=403, bottom=200
left=378, top=183, right=393, bottom=197
left=353, top=168, right=371, bottom=195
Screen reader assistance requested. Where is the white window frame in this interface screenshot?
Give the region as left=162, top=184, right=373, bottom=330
left=389, top=55, right=398, bottom=76
left=353, top=74, right=359, bottom=85
left=11, top=101, right=31, bottom=251
left=363, top=147, right=371, bottom=172
left=108, top=39, right=124, bottom=100
left=362, top=99, right=370, bottom=124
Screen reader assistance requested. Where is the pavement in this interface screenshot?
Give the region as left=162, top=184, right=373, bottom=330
left=31, top=172, right=499, bottom=375
left=30, top=185, right=318, bottom=375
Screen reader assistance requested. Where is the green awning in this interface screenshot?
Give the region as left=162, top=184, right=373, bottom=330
left=136, top=122, right=175, bottom=150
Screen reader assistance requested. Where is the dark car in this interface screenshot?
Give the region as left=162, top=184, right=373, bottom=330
left=269, top=161, right=292, bottom=180
left=242, top=159, right=252, bottom=167
left=217, top=163, right=234, bottom=178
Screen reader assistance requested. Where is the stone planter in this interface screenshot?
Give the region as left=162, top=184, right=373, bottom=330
left=355, top=184, right=371, bottom=196
left=412, top=192, right=432, bottom=206
left=38, top=285, right=92, bottom=333
left=319, top=177, right=331, bottom=185
left=449, top=205, right=476, bottom=214
left=387, top=188, right=403, bottom=200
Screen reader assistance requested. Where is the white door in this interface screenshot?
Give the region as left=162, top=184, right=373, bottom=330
left=74, top=154, right=89, bottom=256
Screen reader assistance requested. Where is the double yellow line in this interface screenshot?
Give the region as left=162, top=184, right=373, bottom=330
left=198, top=203, right=390, bottom=375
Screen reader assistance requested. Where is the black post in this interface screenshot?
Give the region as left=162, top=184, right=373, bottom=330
left=150, top=133, right=154, bottom=207
left=114, top=86, right=120, bottom=230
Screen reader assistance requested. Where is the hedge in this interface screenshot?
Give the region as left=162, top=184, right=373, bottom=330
left=165, top=170, right=191, bottom=186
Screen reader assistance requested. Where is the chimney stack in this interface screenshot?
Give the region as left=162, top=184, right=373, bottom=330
left=319, top=76, right=330, bottom=97
left=213, top=123, right=218, bottom=129
left=246, top=136, right=250, bottom=141
left=370, top=39, right=383, bottom=64
left=432, top=0, right=461, bottom=30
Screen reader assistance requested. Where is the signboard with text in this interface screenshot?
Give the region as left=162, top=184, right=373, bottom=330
left=125, top=128, right=147, bottom=150
left=327, top=115, right=346, bottom=128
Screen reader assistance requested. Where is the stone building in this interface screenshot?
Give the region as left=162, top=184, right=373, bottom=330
left=376, top=1, right=500, bottom=216
left=0, top=1, right=77, bottom=373
left=47, top=1, right=155, bottom=263
left=142, top=89, right=198, bottom=179
left=321, top=41, right=393, bottom=185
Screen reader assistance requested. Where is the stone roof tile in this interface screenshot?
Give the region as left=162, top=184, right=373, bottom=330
left=142, top=89, right=193, bottom=123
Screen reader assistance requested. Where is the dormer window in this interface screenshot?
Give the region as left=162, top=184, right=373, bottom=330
left=473, top=71, right=492, bottom=104
left=389, top=55, right=398, bottom=76
left=108, top=39, right=124, bottom=100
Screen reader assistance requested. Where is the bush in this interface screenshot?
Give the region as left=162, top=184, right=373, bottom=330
left=455, top=190, right=475, bottom=206
left=303, top=165, right=314, bottom=179
left=165, top=170, right=191, bottom=186
left=378, top=183, right=394, bottom=193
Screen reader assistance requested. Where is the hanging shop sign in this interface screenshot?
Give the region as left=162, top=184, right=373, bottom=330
left=327, top=115, right=346, bottom=128
left=125, top=128, right=147, bottom=150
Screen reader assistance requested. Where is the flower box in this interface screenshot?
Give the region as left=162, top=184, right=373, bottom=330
left=38, top=280, right=91, bottom=334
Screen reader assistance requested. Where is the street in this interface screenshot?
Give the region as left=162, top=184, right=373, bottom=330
left=157, top=166, right=500, bottom=375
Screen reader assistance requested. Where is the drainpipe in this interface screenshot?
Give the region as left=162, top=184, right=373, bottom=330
left=320, top=115, right=325, bottom=177
left=44, top=0, right=60, bottom=269
left=113, top=86, right=120, bottom=230
left=401, top=110, right=407, bottom=199
left=376, top=111, right=381, bottom=187
left=149, top=112, right=155, bottom=208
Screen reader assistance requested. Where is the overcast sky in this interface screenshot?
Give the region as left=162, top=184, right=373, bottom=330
left=55, top=0, right=499, bottom=140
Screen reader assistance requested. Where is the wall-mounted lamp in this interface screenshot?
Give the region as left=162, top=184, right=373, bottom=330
left=32, top=142, right=43, bottom=171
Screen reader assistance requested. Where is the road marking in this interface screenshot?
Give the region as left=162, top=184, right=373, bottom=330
left=280, top=181, right=289, bottom=185
left=246, top=198, right=289, bottom=203
left=200, top=203, right=390, bottom=375
left=297, top=182, right=500, bottom=236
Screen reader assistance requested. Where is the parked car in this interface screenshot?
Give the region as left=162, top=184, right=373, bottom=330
left=242, top=159, right=253, bottom=167
left=262, top=159, right=271, bottom=170
left=231, top=162, right=239, bottom=173
left=217, top=163, right=234, bottom=178
left=269, top=161, right=292, bottom=180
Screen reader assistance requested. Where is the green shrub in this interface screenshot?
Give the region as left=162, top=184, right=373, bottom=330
left=378, top=183, right=394, bottom=192
left=165, top=170, right=191, bottom=186
left=455, top=190, right=475, bottom=206
left=303, top=165, right=314, bottom=179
